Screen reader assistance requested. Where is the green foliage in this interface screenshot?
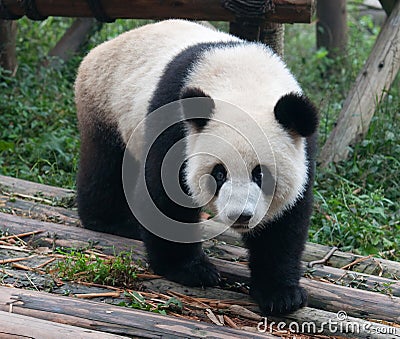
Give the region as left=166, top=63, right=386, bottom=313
left=118, top=292, right=182, bottom=315
left=285, top=14, right=400, bottom=260
left=55, top=250, right=140, bottom=288
left=1, top=11, right=399, bottom=260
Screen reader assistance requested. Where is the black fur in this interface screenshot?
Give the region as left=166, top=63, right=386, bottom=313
left=274, top=92, right=318, bottom=137
left=242, top=132, right=318, bottom=315
left=77, top=114, right=142, bottom=240
left=180, top=87, right=215, bottom=131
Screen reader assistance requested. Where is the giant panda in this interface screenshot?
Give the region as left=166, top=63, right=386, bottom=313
left=75, top=20, right=318, bottom=315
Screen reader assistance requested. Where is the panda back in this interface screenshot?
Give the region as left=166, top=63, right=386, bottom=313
left=75, top=20, right=239, bottom=145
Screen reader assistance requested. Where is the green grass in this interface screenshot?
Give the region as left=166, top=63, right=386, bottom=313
left=0, top=12, right=398, bottom=260
left=55, top=249, right=141, bottom=288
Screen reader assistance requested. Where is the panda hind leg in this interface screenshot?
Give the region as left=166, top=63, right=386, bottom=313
left=141, top=228, right=221, bottom=287
left=77, top=118, right=142, bottom=240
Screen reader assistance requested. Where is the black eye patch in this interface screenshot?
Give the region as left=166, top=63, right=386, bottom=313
left=209, top=164, right=227, bottom=195
left=252, top=165, right=275, bottom=196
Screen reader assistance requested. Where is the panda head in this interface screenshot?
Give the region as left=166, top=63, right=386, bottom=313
left=180, top=86, right=318, bottom=234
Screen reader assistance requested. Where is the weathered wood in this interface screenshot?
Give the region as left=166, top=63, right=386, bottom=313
left=47, top=18, right=102, bottom=66
left=206, top=242, right=400, bottom=297
left=142, top=280, right=400, bottom=339
left=0, top=19, right=17, bottom=75
left=261, top=22, right=285, bottom=57
left=0, top=212, right=146, bottom=258
left=0, top=310, right=128, bottom=338
left=229, top=19, right=263, bottom=41
left=1, top=0, right=314, bottom=23
left=212, top=238, right=400, bottom=280
left=301, top=278, right=400, bottom=323
left=210, top=256, right=400, bottom=323
left=316, top=0, right=348, bottom=57
left=271, top=307, right=400, bottom=339
left=0, top=174, right=75, bottom=201
left=306, top=264, right=400, bottom=298
left=302, top=243, right=400, bottom=279
left=2, top=244, right=398, bottom=339
left=1, top=212, right=399, bottom=324
left=0, top=194, right=80, bottom=226
left=0, top=287, right=276, bottom=338
left=320, top=1, right=400, bottom=166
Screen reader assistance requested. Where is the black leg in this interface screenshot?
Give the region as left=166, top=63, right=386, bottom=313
left=141, top=228, right=220, bottom=287
left=77, top=120, right=142, bottom=240
left=243, top=190, right=312, bottom=315
left=133, top=124, right=220, bottom=287
left=243, top=135, right=317, bottom=315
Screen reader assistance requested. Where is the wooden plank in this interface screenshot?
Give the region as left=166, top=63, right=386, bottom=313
left=0, top=310, right=128, bottom=338
left=1, top=212, right=399, bottom=323
left=0, top=194, right=80, bottom=226
left=269, top=307, right=400, bottom=339
left=0, top=175, right=74, bottom=200
left=320, top=1, right=400, bottom=166
left=1, top=253, right=398, bottom=339
left=211, top=257, right=400, bottom=323
left=0, top=20, right=17, bottom=75
left=316, top=0, right=348, bottom=57
left=0, top=287, right=276, bottom=338
left=2, top=0, right=314, bottom=23
left=206, top=242, right=400, bottom=297
left=212, top=239, right=400, bottom=280
left=0, top=212, right=146, bottom=258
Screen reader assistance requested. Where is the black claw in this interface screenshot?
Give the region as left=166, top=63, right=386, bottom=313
left=251, top=285, right=308, bottom=316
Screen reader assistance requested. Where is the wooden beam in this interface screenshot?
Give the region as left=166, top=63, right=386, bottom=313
left=0, top=174, right=74, bottom=200
left=1, top=0, right=314, bottom=23
left=316, top=0, right=348, bottom=57
left=319, top=1, right=400, bottom=166
left=0, top=287, right=275, bottom=338
left=0, top=19, right=17, bottom=75
left=0, top=311, right=128, bottom=339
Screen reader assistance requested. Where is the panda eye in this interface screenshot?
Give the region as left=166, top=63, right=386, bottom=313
left=211, top=164, right=227, bottom=188
left=252, top=165, right=263, bottom=187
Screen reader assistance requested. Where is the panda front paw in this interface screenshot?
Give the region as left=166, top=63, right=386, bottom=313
left=251, top=284, right=307, bottom=315
left=161, top=255, right=220, bottom=287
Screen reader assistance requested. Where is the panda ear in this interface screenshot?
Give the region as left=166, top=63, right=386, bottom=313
left=274, top=92, right=318, bottom=137
left=179, top=87, right=215, bottom=131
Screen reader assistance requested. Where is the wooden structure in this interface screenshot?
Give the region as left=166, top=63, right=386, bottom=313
left=0, top=175, right=399, bottom=338
left=320, top=1, right=400, bottom=166
left=0, top=0, right=314, bottom=43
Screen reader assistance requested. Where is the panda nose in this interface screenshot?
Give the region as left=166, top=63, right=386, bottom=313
left=229, top=213, right=252, bottom=224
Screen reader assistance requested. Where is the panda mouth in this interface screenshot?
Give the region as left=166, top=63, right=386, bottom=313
left=230, top=223, right=251, bottom=233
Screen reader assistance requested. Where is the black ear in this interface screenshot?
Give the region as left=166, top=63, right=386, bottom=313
left=274, top=92, right=318, bottom=137
left=180, top=87, right=215, bottom=131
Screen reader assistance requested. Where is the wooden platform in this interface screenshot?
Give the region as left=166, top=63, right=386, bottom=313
left=0, top=175, right=399, bottom=338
